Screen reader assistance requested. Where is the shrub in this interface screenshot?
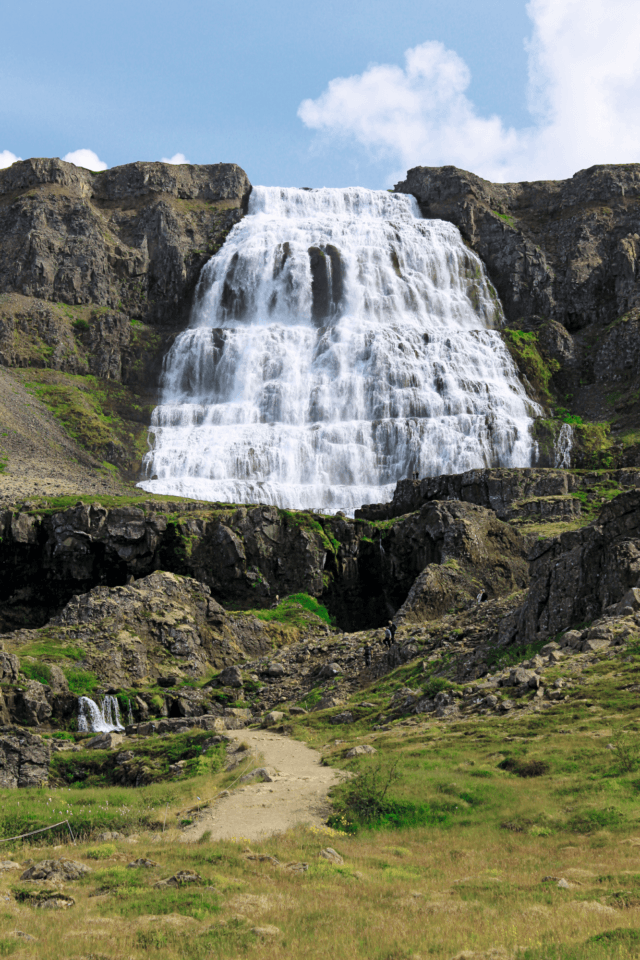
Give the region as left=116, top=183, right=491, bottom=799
left=498, top=757, right=549, bottom=778
left=86, top=843, right=117, bottom=859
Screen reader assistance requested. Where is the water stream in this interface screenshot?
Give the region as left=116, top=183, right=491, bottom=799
left=139, top=187, right=540, bottom=513
left=77, top=695, right=125, bottom=733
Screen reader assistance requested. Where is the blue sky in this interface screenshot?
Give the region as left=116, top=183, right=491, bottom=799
left=2, top=0, right=639, bottom=186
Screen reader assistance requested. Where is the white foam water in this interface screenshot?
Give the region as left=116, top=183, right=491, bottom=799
left=77, top=695, right=124, bottom=733
left=139, top=186, right=540, bottom=513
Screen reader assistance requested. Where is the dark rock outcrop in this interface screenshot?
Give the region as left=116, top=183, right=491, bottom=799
left=357, top=467, right=640, bottom=523
left=0, top=491, right=530, bottom=633
left=395, top=164, right=640, bottom=332
left=0, top=158, right=250, bottom=327
left=506, top=488, right=640, bottom=644
left=0, top=726, right=51, bottom=787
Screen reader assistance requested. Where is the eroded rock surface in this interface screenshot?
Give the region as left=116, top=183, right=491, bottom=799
left=0, top=727, right=51, bottom=788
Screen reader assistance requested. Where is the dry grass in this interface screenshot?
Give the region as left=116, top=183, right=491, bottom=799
left=2, top=820, right=640, bottom=960
left=3, top=644, right=640, bottom=958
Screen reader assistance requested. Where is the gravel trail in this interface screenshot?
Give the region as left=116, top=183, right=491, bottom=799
left=183, top=730, right=343, bottom=842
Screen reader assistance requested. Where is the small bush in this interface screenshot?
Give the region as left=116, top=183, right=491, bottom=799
left=499, top=757, right=549, bottom=778
left=73, top=318, right=90, bottom=333
left=86, top=843, right=117, bottom=859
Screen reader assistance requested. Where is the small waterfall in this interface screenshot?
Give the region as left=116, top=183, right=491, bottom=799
left=127, top=698, right=133, bottom=725
left=555, top=422, right=573, bottom=468
left=77, top=695, right=125, bottom=733
left=140, top=186, right=541, bottom=513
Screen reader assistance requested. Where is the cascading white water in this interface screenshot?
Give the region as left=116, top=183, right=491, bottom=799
left=77, top=695, right=124, bottom=733
left=554, top=422, right=573, bottom=468
left=139, top=187, right=541, bottom=513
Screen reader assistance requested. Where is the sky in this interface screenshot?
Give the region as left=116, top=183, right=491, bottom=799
left=1, top=0, right=639, bottom=187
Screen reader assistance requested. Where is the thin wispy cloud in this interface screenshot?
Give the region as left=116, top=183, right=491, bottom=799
left=298, top=0, right=640, bottom=182
left=62, top=149, right=107, bottom=171
left=0, top=150, right=22, bottom=169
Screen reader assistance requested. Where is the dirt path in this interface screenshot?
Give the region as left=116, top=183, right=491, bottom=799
left=183, top=730, right=343, bottom=842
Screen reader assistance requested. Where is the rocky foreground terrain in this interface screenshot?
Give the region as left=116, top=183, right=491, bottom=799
left=0, top=464, right=638, bottom=790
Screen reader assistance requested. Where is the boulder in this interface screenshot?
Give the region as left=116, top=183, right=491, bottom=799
left=345, top=745, right=377, bottom=758
left=239, top=767, right=274, bottom=784
left=330, top=711, right=354, bottom=725
left=21, top=859, right=91, bottom=882
left=262, top=711, right=284, bottom=727
left=265, top=663, right=285, bottom=678
left=219, top=665, right=243, bottom=688
left=318, top=662, right=342, bottom=679
left=154, top=870, right=202, bottom=889
left=319, top=848, right=344, bottom=865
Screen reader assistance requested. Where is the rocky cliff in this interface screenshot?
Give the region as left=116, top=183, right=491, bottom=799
left=395, top=164, right=640, bottom=466
left=0, top=492, right=527, bottom=633
left=0, top=158, right=251, bottom=480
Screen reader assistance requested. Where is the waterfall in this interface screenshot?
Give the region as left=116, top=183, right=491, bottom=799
left=555, top=422, right=573, bottom=468
left=77, top=695, right=125, bottom=733
left=139, top=186, right=541, bottom=513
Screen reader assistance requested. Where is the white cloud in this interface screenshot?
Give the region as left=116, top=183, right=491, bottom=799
left=0, top=150, right=21, bottom=169
left=62, top=149, right=107, bottom=171
left=161, top=153, right=189, bottom=164
left=298, top=0, right=640, bottom=182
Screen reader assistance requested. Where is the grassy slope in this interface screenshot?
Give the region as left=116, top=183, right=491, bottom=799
left=2, top=638, right=640, bottom=958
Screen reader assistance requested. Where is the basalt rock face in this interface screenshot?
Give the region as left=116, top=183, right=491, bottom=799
left=0, top=158, right=250, bottom=327
left=0, top=727, right=51, bottom=788
left=395, top=165, right=640, bottom=459
left=0, top=496, right=528, bottom=633
left=2, top=571, right=276, bottom=692
left=0, top=158, right=251, bottom=480
left=507, top=487, right=640, bottom=645
left=357, top=467, right=640, bottom=523
left=395, top=163, right=640, bottom=332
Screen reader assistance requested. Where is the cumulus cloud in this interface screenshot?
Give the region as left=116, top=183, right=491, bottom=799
left=161, top=153, right=189, bottom=164
left=298, top=0, right=640, bottom=182
left=0, top=150, right=22, bottom=169
left=62, top=149, right=107, bottom=171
